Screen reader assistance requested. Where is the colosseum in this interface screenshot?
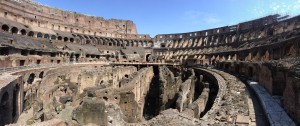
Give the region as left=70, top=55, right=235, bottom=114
left=0, top=0, right=299, bottom=126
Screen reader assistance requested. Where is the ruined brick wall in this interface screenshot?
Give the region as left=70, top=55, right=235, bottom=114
left=158, top=66, right=181, bottom=111
left=0, top=75, right=23, bottom=126
left=284, top=76, right=300, bottom=124
left=0, top=0, right=137, bottom=36
left=118, top=67, right=154, bottom=123
left=176, top=69, right=196, bottom=112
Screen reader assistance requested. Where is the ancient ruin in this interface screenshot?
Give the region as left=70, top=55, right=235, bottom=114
left=0, top=0, right=299, bottom=125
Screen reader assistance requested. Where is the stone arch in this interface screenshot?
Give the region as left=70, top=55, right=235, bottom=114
left=262, top=50, right=270, bottom=61
left=20, top=29, right=27, bottom=35
left=70, top=38, right=74, bottom=43
left=0, top=91, right=9, bottom=105
left=193, top=38, right=198, bottom=47
left=148, top=41, right=154, bottom=47
left=252, top=51, right=260, bottom=61
left=64, top=37, right=69, bottom=42
left=146, top=54, right=152, bottom=62
left=86, top=39, right=91, bottom=44
left=98, top=38, right=104, bottom=45
left=58, top=36, right=63, bottom=41
left=182, top=39, right=188, bottom=48
left=174, top=40, right=179, bottom=48
left=134, top=41, right=138, bottom=47
left=11, top=27, right=18, bottom=34
left=51, top=35, right=57, bottom=40
left=44, top=34, right=49, bottom=39
left=28, top=31, right=34, bottom=37
left=12, top=84, right=20, bottom=119
left=39, top=71, right=44, bottom=78
left=116, top=40, right=121, bottom=46
left=188, top=39, right=193, bottom=47
left=1, top=24, right=9, bottom=32
left=124, top=40, right=129, bottom=46
left=130, top=41, right=134, bottom=47
left=138, top=41, right=143, bottom=47
left=0, top=91, right=9, bottom=125
left=37, top=32, right=43, bottom=38
left=284, top=44, right=296, bottom=58
left=27, top=73, right=35, bottom=84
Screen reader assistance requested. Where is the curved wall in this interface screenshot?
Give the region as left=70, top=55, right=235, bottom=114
left=0, top=0, right=300, bottom=124
left=0, top=0, right=138, bottom=37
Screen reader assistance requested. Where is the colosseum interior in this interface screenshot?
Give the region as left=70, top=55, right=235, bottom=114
left=0, top=0, right=299, bottom=126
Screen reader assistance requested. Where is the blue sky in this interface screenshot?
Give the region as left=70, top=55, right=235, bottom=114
left=35, top=0, right=300, bottom=37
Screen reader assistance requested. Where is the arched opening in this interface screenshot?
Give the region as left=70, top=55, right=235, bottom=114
left=0, top=91, right=9, bottom=124
left=11, top=27, right=18, bottom=34
left=108, top=42, right=112, bottom=46
left=12, top=84, right=20, bottom=119
left=146, top=54, right=152, bottom=62
left=2, top=24, right=9, bottom=32
left=57, top=36, right=62, bottom=41
left=86, top=39, right=91, bottom=44
left=44, top=34, right=49, bottom=39
left=39, top=71, right=44, bottom=78
left=103, top=96, right=108, bottom=101
left=37, top=32, right=43, bottom=38
left=70, top=38, right=74, bottom=43
left=70, top=53, right=75, bottom=62
left=1, top=92, right=9, bottom=105
left=27, top=73, right=35, bottom=84
left=28, top=31, right=34, bottom=37
left=124, top=74, right=129, bottom=78
left=125, top=41, right=129, bottom=46
left=51, top=35, right=56, bottom=40
left=64, top=37, right=69, bottom=42
left=149, top=42, right=154, bottom=47
left=75, top=54, right=80, bottom=62
left=20, top=29, right=26, bottom=35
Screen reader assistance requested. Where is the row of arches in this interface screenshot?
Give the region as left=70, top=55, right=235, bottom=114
left=1, top=24, right=154, bottom=47
left=160, top=39, right=298, bottom=64
left=1, top=24, right=75, bottom=42
left=159, top=16, right=300, bottom=49
left=161, top=30, right=266, bottom=49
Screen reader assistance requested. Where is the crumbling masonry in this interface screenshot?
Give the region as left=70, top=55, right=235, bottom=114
left=0, top=0, right=299, bottom=125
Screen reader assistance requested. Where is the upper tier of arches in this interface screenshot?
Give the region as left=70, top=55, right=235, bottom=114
left=0, top=0, right=138, bottom=36
left=154, top=14, right=300, bottom=49
left=0, top=23, right=154, bottom=48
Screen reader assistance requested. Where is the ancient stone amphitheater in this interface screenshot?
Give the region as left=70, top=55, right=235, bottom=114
left=0, top=0, right=299, bottom=125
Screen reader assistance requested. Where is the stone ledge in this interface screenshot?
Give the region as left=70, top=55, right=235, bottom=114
left=196, top=68, right=227, bottom=118
left=247, top=80, right=296, bottom=126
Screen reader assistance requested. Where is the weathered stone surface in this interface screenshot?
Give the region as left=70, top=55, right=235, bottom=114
left=72, top=98, right=108, bottom=126
left=248, top=80, right=296, bottom=126
left=1, top=0, right=300, bottom=125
